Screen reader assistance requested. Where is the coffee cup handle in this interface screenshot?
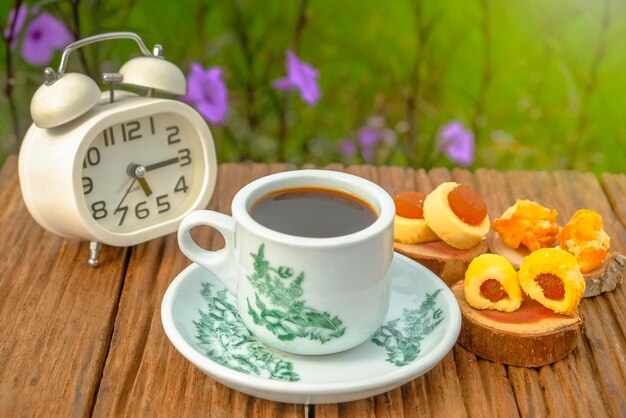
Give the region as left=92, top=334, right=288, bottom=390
left=177, top=210, right=237, bottom=294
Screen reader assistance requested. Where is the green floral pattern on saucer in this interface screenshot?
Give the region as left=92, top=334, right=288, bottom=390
left=371, top=289, right=445, bottom=366
left=246, top=244, right=346, bottom=343
left=165, top=252, right=461, bottom=403
left=194, top=282, right=300, bottom=382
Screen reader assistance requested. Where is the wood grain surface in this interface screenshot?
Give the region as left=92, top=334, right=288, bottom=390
left=1, top=155, right=625, bottom=417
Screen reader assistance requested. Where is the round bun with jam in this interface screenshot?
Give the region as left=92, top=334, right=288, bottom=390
left=423, top=182, right=490, bottom=250
left=464, top=254, right=522, bottom=312
left=393, top=192, right=439, bottom=244
left=454, top=248, right=584, bottom=367
left=392, top=183, right=489, bottom=286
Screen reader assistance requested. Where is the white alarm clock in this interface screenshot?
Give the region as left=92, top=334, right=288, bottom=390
left=18, top=32, right=217, bottom=266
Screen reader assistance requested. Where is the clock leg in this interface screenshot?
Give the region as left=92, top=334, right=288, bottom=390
left=88, top=241, right=103, bottom=267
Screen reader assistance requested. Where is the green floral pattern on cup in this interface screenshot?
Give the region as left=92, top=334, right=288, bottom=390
left=194, top=282, right=300, bottom=382
left=371, top=289, right=444, bottom=366
left=246, top=244, right=347, bottom=343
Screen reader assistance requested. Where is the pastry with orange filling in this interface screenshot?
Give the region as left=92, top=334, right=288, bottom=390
left=393, top=192, right=439, bottom=244
left=422, top=182, right=490, bottom=250
left=464, top=254, right=522, bottom=312
left=492, top=200, right=559, bottom=252
left=559, top=209, right=610, bottom=273
left=393, top=185, right=489, bottom=286
left=518, top=248, right=584, bottom=315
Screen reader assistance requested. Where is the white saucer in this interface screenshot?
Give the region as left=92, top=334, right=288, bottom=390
left=161, top=252, right=461, bottom=404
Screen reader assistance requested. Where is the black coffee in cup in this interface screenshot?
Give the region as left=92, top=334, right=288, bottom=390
left=250, top=187, right=377, bottom=238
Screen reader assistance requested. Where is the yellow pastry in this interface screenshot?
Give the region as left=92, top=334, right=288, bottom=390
left=464, top=254, right=522, bottom=312
left=422, top=182, right=489, bottom=249
left=518, top=248, right=585, bottom=315
left=393, top=191, right=438, bottom=244
left=559, top=209, right=610, bottom=273
left=394, top=216, right=439, bottom=244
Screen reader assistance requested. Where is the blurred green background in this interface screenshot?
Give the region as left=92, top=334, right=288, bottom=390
left=1, top=0, right=625, bottom=173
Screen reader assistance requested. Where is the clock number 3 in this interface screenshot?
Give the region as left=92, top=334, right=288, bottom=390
left=178, top=148, right=191, bottom=166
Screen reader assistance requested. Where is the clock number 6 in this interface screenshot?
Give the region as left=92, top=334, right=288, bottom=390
left=135, top=201, right=150, bottom=219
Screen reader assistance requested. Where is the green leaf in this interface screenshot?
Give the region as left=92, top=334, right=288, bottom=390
left=277, top=266, right=294, bottom=278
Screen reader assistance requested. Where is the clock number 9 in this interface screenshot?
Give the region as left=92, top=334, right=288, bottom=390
left=82, top=177, right=93, bottom=195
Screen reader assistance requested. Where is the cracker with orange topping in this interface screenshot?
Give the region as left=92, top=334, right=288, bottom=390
left=559, top=209, right=610, bottom=273
left=489, top=202, right=625, bottom=298
left=492, top=199, right=559, bottom=252
left=558, top=209, right=624, bottom=297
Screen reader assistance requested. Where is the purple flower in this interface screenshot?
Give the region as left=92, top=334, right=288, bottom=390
left=4, top=6, right=29, bottom=49
left=338, top=140, right=357, bottom=157
left=437, top=120, right=475, bottom=167
left=180, top=63, right=228, bottom=124
left=21, top=11, right=73, bottom=66
left=273, top=50, right=321, bottom=106
left=358, top=127, right=381, bottom=163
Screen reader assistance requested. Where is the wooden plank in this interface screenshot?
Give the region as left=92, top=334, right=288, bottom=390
left=507, top=367, right=545, bottom=417
left=92, top=163, right=303, bottom=417
left=504, top=171, right=618, bottom=417
left=482, top=170, right=626, bottom=417
left=551, top=171, right=626, bottom=416
left=450, top=169, right=519, bottom=418
left=600, top=173, right=626, bottom=233
left=0, top=156, right=129, bottom=416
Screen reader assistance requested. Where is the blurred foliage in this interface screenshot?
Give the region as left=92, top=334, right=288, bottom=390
left=0, top=0, right=625, bottom=173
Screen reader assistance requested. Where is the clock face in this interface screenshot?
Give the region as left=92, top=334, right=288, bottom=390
left=81, top=112, right=206, bottom=233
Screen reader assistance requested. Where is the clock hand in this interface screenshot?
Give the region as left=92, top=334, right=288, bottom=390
left=115, top=178, right=137, bottom=212
left=144, top=156, right=179, bottom=172
left=127, top=164, right=153, bottom=197
left=137, top=177, right=153, bottom=197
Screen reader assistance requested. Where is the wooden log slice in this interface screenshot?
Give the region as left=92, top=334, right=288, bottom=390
left=452, top=281, right=583, bottom=368
left=394, top=240, right=488, bottom=287
left=488, top=234, right=625, bottom=297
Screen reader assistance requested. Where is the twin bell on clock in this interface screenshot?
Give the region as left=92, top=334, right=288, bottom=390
left=18, top=32, right=218, bottom=266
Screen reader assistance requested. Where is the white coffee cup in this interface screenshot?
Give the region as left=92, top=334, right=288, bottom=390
left=177, top=169, right=395, bottom=355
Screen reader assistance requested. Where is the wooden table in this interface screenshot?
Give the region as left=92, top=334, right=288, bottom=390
left=1, top=156, right=625, bottom=417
